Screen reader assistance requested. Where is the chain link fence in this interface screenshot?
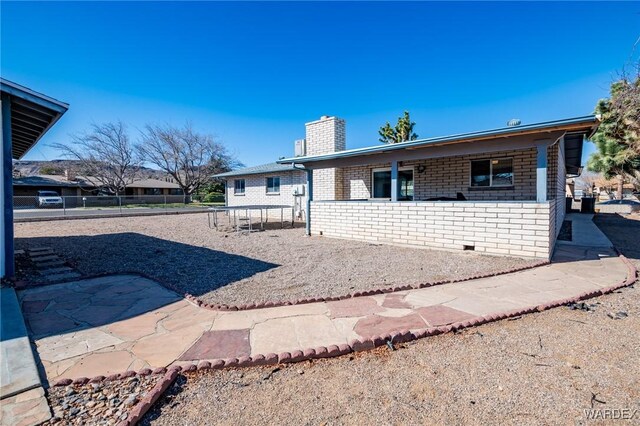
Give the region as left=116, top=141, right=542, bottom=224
left=13, top=195, right=223, bottom=220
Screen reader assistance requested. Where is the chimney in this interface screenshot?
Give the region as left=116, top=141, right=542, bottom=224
left=303, top=115, right=346, bottom=201
left=304, top=115, right=346, bottom=156
left=64, top=169, right=76, bottom=181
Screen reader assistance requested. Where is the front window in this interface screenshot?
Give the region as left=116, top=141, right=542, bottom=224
left=471, top=158, right=513, bottom=187
left=372, top=167, right=414, bottom=200
left=266, top=177, right=280, bottom=194
left=234, top=179, right=245, bottom=195
left=143, top=188, right=161, bottom=195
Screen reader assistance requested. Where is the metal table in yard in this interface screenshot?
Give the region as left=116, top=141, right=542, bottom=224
left=207, top=205, right=294, bottom=232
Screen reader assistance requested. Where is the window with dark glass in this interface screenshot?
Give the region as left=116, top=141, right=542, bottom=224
left=372, top=168, right=414, bottom=200
left=234, top=179, right=245, bottom=195
left=471, top=158, right=513, bottom=187
left=266, top=177, right=280, bottom=193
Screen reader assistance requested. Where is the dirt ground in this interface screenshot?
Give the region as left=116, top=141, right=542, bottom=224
left=140, top=214, right=639, bottom=425
left=13, top=214, right=534, bottom=306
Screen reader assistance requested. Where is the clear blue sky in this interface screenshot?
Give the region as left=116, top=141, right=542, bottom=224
left=2, top=1, right=639, bottom=167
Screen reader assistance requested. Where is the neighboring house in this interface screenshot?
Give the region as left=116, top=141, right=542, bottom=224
left=12, top=175, right=184, bottom=197
left=1, top=79, right=69, bottom=278
left=269, top=114, right=599, bottom=260
left=213, top=163, right=308, bottom=219
left=13, top=174, right=92, bottom=196
left=123, top=179, right=184, bottom=196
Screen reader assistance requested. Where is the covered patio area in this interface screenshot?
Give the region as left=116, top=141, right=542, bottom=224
left=278, top=116, right=599, bottom=259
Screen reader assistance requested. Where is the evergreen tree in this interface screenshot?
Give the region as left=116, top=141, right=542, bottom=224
left=379, top=111, right=419, bottom=144
left=587, top=72, right=640, bottom=199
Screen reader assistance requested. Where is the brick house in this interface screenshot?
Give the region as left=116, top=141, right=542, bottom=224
left=272, top=115, right=599, bottom=259
left=215, top=114, right=597, bottom=259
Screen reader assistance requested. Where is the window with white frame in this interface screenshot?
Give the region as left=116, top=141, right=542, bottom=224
left=234, top=179, right=245, bottom=195
left=470, top=158, right=513, bottom=188
left=266, top=176, right=280, bottom=194
left=371, top=167, right=414, bottom=200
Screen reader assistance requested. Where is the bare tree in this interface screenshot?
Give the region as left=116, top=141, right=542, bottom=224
left=138, top=123, right=237, bottom=201
left=575, top=171, right=599, bottom=196
left=51, top=122, right=142, bottom=195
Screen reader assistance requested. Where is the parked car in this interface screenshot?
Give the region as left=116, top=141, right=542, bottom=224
left=37, top=190, right=63, bottom=208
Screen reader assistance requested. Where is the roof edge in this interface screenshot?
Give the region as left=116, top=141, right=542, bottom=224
left=278, top=115, right=599, bottom=164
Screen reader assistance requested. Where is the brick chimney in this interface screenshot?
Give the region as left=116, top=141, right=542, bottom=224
left=64, top=168, right=76, bottom=181
left=304, top=116, right=346, bottom=200
left=304, top=116, right=346, bottom=156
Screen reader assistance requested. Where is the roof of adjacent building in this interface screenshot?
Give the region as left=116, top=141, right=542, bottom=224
left=126, top=178, right=180, bottom=189
left=1, top=78, right=69, bottom=159
left=212, top=162, right=302, bottom=178
left=13, top=175, right=87, bottom=188
left=13, top=175, right=181, bottom=189
left=277, top=115, right=599, bottom=165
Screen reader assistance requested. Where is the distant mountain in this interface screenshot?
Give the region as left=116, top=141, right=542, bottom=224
left=13, top=160, right=167, bottom=179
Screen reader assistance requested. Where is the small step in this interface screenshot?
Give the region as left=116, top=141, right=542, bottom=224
left=42, top=272, right=82, bottom=282
left=30, top=251, right=55, bottom=258
left=38, top=266, right=74, bottom=275
left=34, top=260, right=66, bottom=269
left=31, top=255, right=59, bottom=263
left=29, top=247, right=52, bottom=253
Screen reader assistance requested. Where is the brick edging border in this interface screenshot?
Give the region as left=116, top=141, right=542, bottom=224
left=50, top=254, right=636, bottom=425
left=185, top=259, right=551, bottom=311
left=49, top=367, right=180, bottom=426
left=13, top=259, right=551, bottom=311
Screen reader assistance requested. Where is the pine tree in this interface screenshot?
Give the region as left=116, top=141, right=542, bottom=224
left=379, top=111, right=419, bottom=144
left=587, top=74, right=640, bottom=199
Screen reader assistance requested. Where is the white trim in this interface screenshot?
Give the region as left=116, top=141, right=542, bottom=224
left=469, top=157, right=514, bottom=188
left=371, top=166, right=414, bottom=200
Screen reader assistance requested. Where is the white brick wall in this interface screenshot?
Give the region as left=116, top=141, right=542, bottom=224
left=310, top=200, right=553, bottom=259
left=226, top=170, right=307, bottom=218
left=547, top=139, right=566, bottom=251
left=340, top=149, right=537, bottom=201
left=305, top=116, right=346, bottom=201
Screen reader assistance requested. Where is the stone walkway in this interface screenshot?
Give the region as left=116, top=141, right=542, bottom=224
left=17, top=242, right=631, bottom=385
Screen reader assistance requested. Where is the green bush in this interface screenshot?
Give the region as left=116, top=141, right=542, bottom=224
left=202, top=192, right=225, bottom=203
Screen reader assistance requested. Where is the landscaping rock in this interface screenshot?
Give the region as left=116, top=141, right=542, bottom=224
left=43, top=374, right=162, bottom=426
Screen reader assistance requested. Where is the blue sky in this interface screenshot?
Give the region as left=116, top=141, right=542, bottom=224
left=2, top=1, right=639, bottom=167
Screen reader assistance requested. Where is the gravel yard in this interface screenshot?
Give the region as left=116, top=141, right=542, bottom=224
left=139, top=214, right=640, bottom=425
left=14, top=214, right=535, bottom=306
left=142, top=286, right=639, bottom=425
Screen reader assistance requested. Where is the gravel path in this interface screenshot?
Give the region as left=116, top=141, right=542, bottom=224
left=14, top=214, right=536, bottom=306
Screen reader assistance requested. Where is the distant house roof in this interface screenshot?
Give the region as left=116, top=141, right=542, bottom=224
left=1, top=78, right=69, bottom=159
left=213, top=162, right=302, bottom=178
left=127, top=179, right=180, bottom=189
left=13, top=175, right=180, bottom=189
left=13, top=175, right=89, bottom=188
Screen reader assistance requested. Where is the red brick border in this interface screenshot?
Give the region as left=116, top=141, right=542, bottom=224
left=16, top=259, right=550, bottom=311
left=186, top=259, right=550, bottom=311
left=116, top=367, right=181, bottom=426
